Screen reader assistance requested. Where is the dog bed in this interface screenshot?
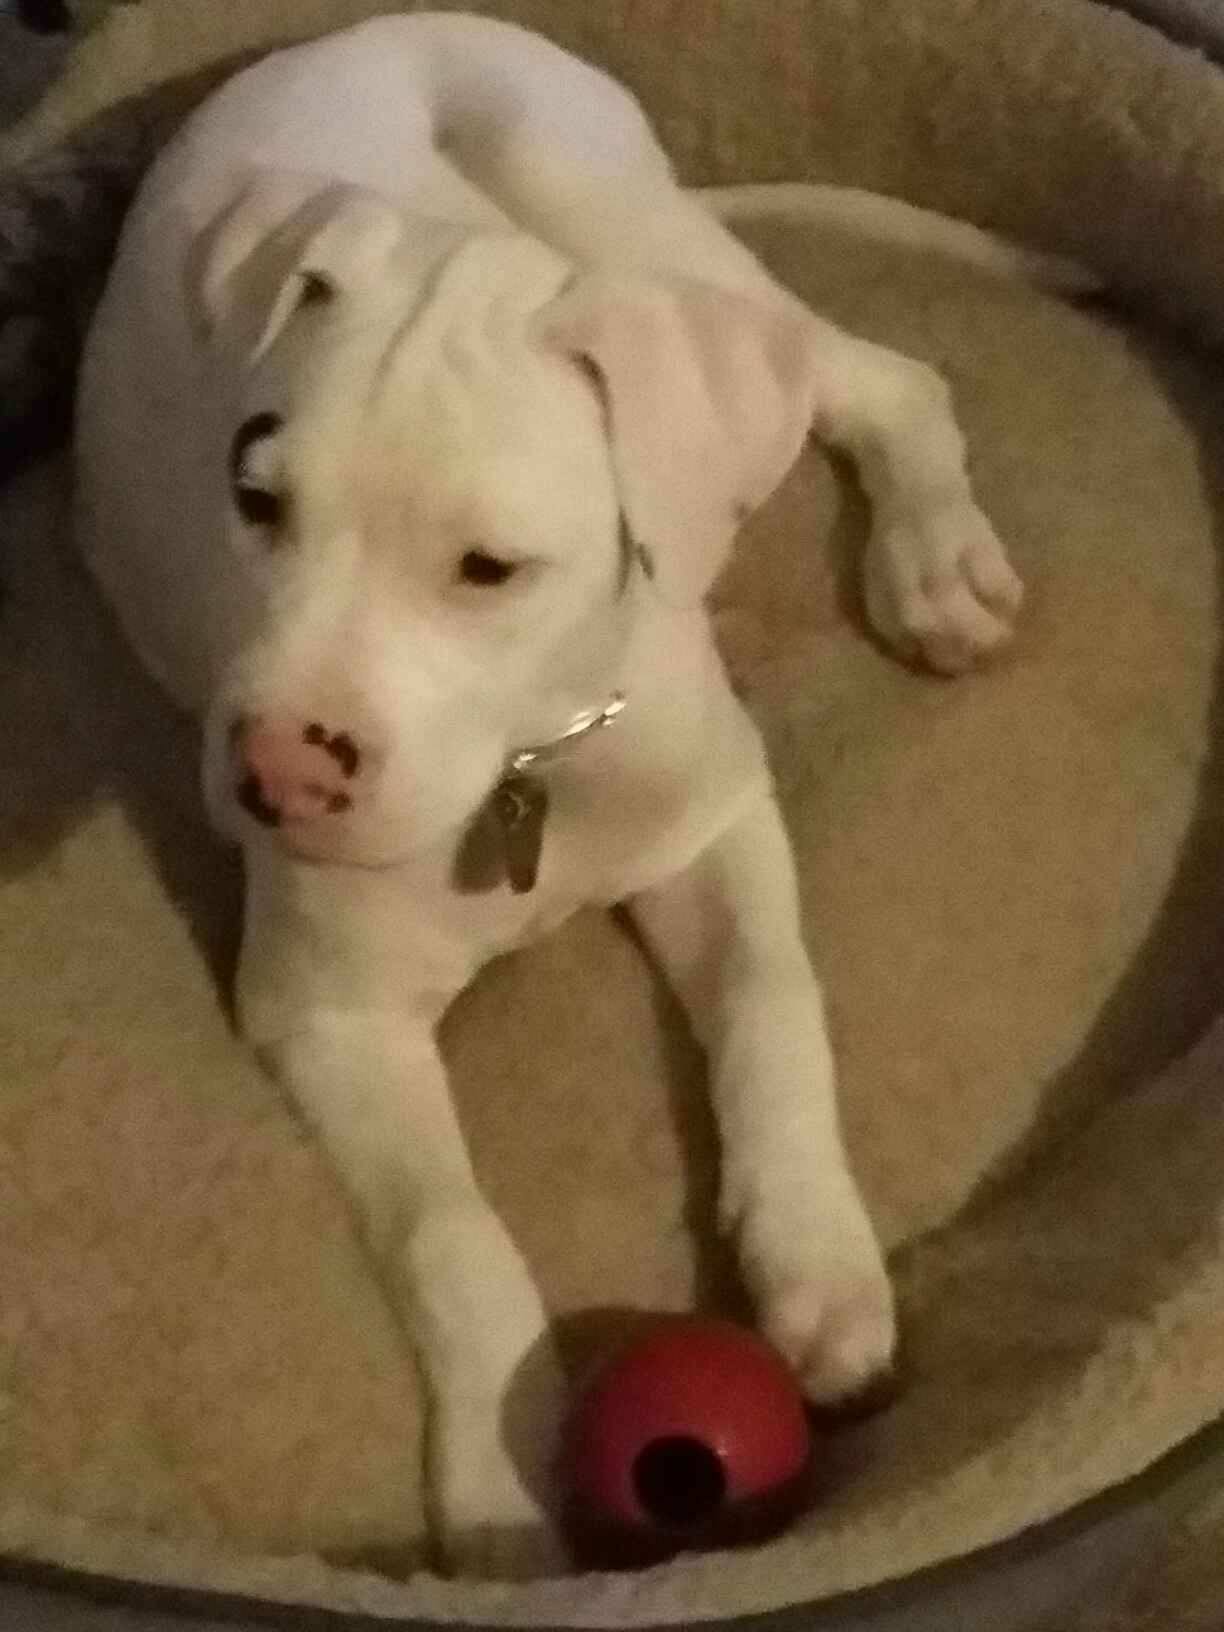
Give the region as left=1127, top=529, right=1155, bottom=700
left=4, top=0, right=1224, bottom=1623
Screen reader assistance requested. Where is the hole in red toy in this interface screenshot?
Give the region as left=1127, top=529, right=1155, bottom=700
left=632, top=1436, right=727, bottom=1528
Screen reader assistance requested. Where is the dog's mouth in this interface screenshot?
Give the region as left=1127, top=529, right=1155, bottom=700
left=233, top=769, right=289, bottom=830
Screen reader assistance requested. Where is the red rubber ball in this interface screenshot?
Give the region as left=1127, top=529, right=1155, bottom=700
left=563, top=1316, right=812, bottom=1564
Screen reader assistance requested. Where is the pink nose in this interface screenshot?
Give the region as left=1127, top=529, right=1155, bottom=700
left=231, top=717, right=366, bottom=828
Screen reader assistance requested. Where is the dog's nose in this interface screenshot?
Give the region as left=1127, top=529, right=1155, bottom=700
left=230, top=715, right=367, bottom=828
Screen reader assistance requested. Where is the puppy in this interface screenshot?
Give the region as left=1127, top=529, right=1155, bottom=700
left=75, top=11, right=1029, bottom=1577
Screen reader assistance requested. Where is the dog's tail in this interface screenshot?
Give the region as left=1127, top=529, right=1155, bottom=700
left=701, top=182, right=1101, bottom=297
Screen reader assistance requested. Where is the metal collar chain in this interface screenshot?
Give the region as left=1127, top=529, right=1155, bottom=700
left=492, top=692, right=628, bottom=893
left=506, top=692, right=628, bottom=778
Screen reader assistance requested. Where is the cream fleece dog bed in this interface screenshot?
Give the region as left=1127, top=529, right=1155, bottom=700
left=4, top=0, right=1224, bottom=1624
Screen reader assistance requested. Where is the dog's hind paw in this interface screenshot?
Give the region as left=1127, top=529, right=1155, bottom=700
left=864, top=498, right=1023, bottom=675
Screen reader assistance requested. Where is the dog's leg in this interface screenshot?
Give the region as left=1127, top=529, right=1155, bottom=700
left=629, top=792, right=895, bottom=1407
left=429, top=27, right=1020, bottom=673
left=253, top=1008, right=566, bottom=1578
left=521, top=140, right=1026, bottom=674
left=801, top=327, right=1023, bottom=674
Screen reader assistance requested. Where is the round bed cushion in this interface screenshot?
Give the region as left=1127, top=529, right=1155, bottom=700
left=2, top=0, right=1224, bottom=1623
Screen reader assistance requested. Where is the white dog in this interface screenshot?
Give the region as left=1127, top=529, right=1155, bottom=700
left=75, top=11, right=1046, bottom=1577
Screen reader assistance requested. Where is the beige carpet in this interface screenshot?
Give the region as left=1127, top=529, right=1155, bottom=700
left=3, top=0, right=1224, bottom=1624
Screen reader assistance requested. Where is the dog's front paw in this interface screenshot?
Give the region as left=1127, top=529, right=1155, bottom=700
left=405, top=1204, right=571, bottom=1579
left=434, top=1420, right=568, bottom=1581
left=864, top=499, right=1023, bottom=675
left=738, top=1186, right=897, bottom=1410
left=760, top=1259, right=897, bottom=1409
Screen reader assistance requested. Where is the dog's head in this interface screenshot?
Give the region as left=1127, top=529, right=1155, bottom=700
left=190, top=175, right=818, bottom=868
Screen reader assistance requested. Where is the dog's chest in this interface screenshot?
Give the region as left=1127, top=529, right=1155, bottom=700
left=443, top=743, right=766, bottom=968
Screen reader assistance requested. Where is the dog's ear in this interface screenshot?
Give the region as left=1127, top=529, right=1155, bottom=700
left=187, top=174, right=410, bottom=360
left=537, top=271, right=819, bottom=607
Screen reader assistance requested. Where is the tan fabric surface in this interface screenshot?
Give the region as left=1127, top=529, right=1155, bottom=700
left=3, top=0, right=1224, bottom=1623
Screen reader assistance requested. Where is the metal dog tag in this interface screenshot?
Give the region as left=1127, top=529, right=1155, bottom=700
left=492, top=773, right=549, bottom=894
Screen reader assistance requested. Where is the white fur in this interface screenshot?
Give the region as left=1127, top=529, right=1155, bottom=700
left=75, top=12, right=1034, bottom=1577
left=702, top=182, right=1100, bottom=295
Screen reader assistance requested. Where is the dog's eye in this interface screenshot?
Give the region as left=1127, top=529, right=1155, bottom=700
left=458, top=549, right=518, bottom=587
left=233, top=483, right=284, bottom=529
left=230, top=412, right=286, bottom=535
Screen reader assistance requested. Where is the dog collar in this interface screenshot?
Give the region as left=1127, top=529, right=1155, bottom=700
left=489, top=693, right=627, bottom=894
left=505, top=692, right=628, bottom=777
